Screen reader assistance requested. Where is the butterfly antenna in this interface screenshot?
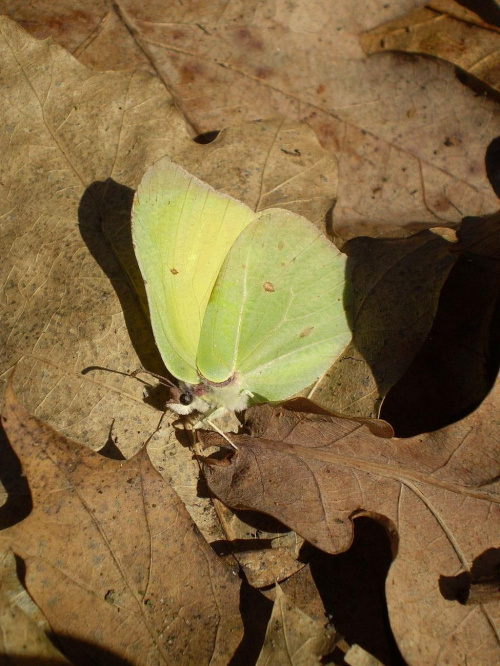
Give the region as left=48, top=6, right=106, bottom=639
left=82, top=365, right=177, bottom=389
left=129, top=367, right=177, bottom=389
left=205, top=418, right=238, bottom=450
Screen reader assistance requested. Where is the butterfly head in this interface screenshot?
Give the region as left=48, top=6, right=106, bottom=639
left=167, top=375, right=251, bottom=416
left=168, top=382, right=211, bottom=415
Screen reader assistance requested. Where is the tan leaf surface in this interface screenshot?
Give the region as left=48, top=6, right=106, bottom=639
left=362, top=0, right=500, bottom=96
left=0, top=0, right=153, bottom=73
left=0, top=549, right=71, bottom=664
left=345, top=644, right=384, bottom=666
left=309, top=229, right=457, bottom=417
left=0, top=380, right=243, bottom=665
left=256, top=585, right=336, bottom=666
left=0, top=16, right=336, bottom=460
left=212, top=499, right=306, bottom=588
left=202, top=376, right=500, bottom=665
left=4, top=0, right=498, bottom=237
left=0, top=16, right=454, bottom=447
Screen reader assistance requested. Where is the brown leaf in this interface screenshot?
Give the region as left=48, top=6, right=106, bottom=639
left=202, top=376, right=500, bottom=664
left=308, top=229, right=457, bottom=417
left=345, top=644, right=384, bottom=666
left=0, top=16, right=341, bottom=457
left=4, top=3, right=499, bottom=236
left=362, top=0, right=500, bottom=97
left=211, top=499, right=307, bottom=588
left=0, top=549, right=71, bottom=664
left=0, top=380, right=243, bottom=665
left=256, top=585, right=336, bottom=666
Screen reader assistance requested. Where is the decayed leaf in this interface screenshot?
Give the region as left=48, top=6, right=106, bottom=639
left=345, top=644, right=384, bottom=666
left=309, top=228, right=457, bottom=417
left=256, top=585, right=336, bottom=666
left=0, top=549, right=71, bottom=664
left=202, top=374, right=500, bottom=665
left=0, top=15, right=341, bottom=455
left=6, top=0, right=498, bottom=237
left=0, top=380, right=243, bottom=665
left=362, top=0, right=500, bottom=96
left=0, top=16, right=457, bottom=448
left=211, top=498, right=307, bottom=588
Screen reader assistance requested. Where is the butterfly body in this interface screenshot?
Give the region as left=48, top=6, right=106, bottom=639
left=169, top=376, right=250, bottom=416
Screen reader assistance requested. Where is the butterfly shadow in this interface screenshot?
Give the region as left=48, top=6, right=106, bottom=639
left=78, top=179, right=169, bottom=404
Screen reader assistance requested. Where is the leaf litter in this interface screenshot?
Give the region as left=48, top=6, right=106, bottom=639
left=0, top=379, right=243, bottom=665
left=0, top=3, right=499, bottom=664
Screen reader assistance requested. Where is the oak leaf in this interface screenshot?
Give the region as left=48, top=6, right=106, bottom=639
left=202, top=376, right=500, bottom=665
left=362, top=1, right=500, bottom=97
left=4, top=0, right=498, bottom=236
left=0, top=380, right=243, bottom=665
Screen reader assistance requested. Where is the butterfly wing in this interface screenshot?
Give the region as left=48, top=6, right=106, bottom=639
left=196, top=209, right=352, bottom=401
left=132, top=157, right=255, bottom=383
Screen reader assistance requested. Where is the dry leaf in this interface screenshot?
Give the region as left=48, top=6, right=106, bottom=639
left=0, top=549, right=71, bottom=664
left=309, top=229, right=457, bottom=417
left=6, top=0, right=498, bottom=237
left=345, top=643, right=384, bottom=666
left=362, top=0, right=500, bottom=96
left=211, top=499, right=307, bottom=588
left=0, top=380, right=243, bottom=665
left=202, top=373, right=500, bottom=665
left=0, top=15, right=457, bottom=457
left=256, top=585, right=336, bottom=666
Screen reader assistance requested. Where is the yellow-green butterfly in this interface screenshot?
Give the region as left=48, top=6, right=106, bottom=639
left=132, top=157, right=351, bottom=434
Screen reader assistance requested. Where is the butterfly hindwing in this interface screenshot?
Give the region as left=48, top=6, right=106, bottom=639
left=196, top=208, right=351, bottom=401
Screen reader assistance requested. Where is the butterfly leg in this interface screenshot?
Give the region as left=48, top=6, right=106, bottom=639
left=204, top=418, right=238, bottom=450
left=192, top=407, right=238, bottom=449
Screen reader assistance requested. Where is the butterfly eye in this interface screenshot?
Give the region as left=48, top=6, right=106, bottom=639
left=180, top=393, right=193, bottom=406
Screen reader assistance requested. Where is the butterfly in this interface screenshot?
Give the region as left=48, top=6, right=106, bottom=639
left=131, top=157, right=351, bottom=438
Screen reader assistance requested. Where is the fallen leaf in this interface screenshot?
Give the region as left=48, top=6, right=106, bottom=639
left=309, top=229, right=457, bottom=417
left=210, top=499, right=307, bottom=588
left=4, top=2, right=499, bottom=237
left=345, top=643, right=384, bottom=666
left=362, top=0, right=500, bottom=97
left=0, top=380, right=243, bottom=665
left=0, top=549, right=71, bottom=664
left=256, top=585, right=336, bottom=666
left=202, top=374, right=500, bottom=665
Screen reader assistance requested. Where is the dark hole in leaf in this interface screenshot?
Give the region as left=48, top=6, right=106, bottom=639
left=193, top=130, right=220, bottom=144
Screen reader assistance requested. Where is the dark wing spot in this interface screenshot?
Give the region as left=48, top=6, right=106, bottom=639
left=170, top=268, right=179, bottom=275
left=300, top=326, right=314, bottom=338
left=264, top=282, right=275, bottom=292
left=278, top=241, right=284, bottom=250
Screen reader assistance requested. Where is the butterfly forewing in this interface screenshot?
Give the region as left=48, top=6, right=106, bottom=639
left=132, top=158, right=255, bottom=383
